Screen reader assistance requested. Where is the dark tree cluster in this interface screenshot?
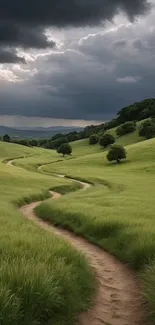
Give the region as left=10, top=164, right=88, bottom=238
left=2, top=135, right=39, bottom=147
left=101, top=98, right=155, bottom=134
left=3, top=134, right=10, bottom=142
left=117, top=98, right=155, bottom=124
left=43, top=136, right=68, bottom=150
left=89, top=134, right=99, bottom=145
left=139, top=119, right=155, bottom=139
left=87, top=98, right=155, bottom=145
left=99, top=134, right=115, bottom=148
left=116, top=122, right=136, bottom=137
left=13, top=138, right=39, bottom=147
left=2, top=98, right=155, bottom=151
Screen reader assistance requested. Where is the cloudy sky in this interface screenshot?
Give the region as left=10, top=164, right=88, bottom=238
left=0, top=0, right=154, bottom=128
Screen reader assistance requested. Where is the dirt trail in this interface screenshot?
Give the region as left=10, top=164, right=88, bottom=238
left=6, top=158, right=145, bottom=325
left=20, top=191, right=145, bottom=325
left=6, top=159, right=14, bottom=166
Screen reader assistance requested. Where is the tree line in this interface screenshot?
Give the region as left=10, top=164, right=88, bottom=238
left=2, top=97, right=155, bottom=150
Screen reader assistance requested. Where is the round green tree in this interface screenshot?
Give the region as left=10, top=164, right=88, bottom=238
left=139, top=120, right=155, bottom=139
left=99, top=133, right=115, bottom=148
left=57, top=143, right=72, bottom=156
left=53, top=137, right=68, bottom=149
left=3, top=134, right=10, bottom=142
left=29, top=139, right=38, bottom=147
left=107, top=145, right=126, bottom=163
left=116, top=122, right=136, bottom=136
left=89, top=134, right=98, bottom=145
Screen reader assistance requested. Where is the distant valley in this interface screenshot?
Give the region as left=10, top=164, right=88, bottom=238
left=0, top=125, right=83, bottom=138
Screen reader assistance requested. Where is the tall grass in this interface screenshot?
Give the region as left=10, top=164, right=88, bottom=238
left=36, top=138, right=155, bottom=323
left=0, top=142, right=95, bottom=325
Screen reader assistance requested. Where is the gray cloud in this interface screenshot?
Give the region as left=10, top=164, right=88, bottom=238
left=113, top=39, right=128, bottom=48
left=0, top=47, right=26, bottom=63
left=0, top=7, right=155, bottom=122
left=1, top=0, right=150, bottom=26
left=0, top=0, right=150, bottom=62
left=0, top=23, right=56, bottom=50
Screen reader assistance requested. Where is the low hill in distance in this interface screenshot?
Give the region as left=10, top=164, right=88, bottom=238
left=0, top=125, right=83, bottom=138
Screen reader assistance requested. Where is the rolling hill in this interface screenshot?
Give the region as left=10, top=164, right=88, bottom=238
left=1, top=122, right=155, bottom=324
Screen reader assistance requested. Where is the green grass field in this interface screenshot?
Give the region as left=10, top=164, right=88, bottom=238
left=2, top=123, right=155, bottom=324
left=36, top=137, right=155, bottom=323
left=71, top=120, right=144, bottom=157
left=0, top=141, right=95, bottom=325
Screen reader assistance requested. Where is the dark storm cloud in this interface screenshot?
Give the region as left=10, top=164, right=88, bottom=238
left=0, top=47, right=26, bottom=63
left=0, top=0, right=150, bottom=26
left=0, top=0, right=150, bottom=62
left=0, top=23, right=55, bottom=49
left=0, top=6, right=154, bottom=121
left=1, top=29, right=154, bottom=121
left=21, top=19, right=155, bottom=120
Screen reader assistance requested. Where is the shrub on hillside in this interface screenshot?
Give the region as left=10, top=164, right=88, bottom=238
left=43, top=140, right=55, bottom=149
left=57, top=143, right=72, bottom=156
left=54, top=137, right=68, bottom=149
left=107, top=145, right=126, bottom=163
left=3, top=134, right=10, bottom=142
left=139, top=120, right=155, bottom=139
left=67, top=132, right=79, bottom=142
left=51, top=133, right=64, bottom=141
left=89, top=134, right=98, bottom=145
left=97, top=130, right=104, bottom=138
left=15, top=139, right=30, bottom=146
left=116, top=122, right=136, bottom=137
left=29, top=139, right=38, bottom=147
left=39, top=139, right=48, bottom=147
left=43, top=137, right=68, bottom=150
left=99, top=134, right=115, bottom=148
left=104, top=119, right=119, bottom=131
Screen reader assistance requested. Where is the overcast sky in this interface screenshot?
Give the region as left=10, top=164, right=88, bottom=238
left=0, top=0, right=154, bottom=128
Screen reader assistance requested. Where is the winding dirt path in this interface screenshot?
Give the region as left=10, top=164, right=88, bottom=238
left=6, top=159, right=14, bottom=166
left=7, top=158, right=145, bottom=325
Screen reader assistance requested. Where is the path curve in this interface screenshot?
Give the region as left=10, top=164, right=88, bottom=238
left=7, top=158, right=145, bottom=325
left=6, top=159, right=14, bottom=166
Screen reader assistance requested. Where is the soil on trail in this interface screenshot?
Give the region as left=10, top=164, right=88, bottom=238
left=20, top=190, right=145, bottom=325
left=6, top=159, right=14, bottom=166
left=6, top=158, right=145, bottom=325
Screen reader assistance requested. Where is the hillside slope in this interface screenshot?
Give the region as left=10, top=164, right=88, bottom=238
left=0, top=141, right=94, bottom=325
left=71, top=120, right=144, bottom=157
left=38, top=137, right=155, bottom=323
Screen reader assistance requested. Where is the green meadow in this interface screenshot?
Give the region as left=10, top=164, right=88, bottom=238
left=66, top=119, right=144, bottom=157
left=2, top=124, right=155, bottom=324
left=0, top=141, right=94, bottom=325
left=37, top=138, right=155, bottom=323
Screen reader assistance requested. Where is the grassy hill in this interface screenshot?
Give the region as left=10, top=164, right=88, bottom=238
left=37, top=137, right=155, bottom=323
left=0, top=141, right=94, bottom=325
left=2, top=125, right=155, bottom=324
left=71, top=120, right=144, bottom=157
left=71, top=129, right=142, bottom=156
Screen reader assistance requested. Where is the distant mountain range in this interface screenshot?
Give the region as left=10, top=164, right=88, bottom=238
left=0, top=125, right=83, bottom=138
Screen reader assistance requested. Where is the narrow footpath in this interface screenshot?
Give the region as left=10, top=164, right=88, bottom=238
left=8, top=159, right=145, bottom=325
